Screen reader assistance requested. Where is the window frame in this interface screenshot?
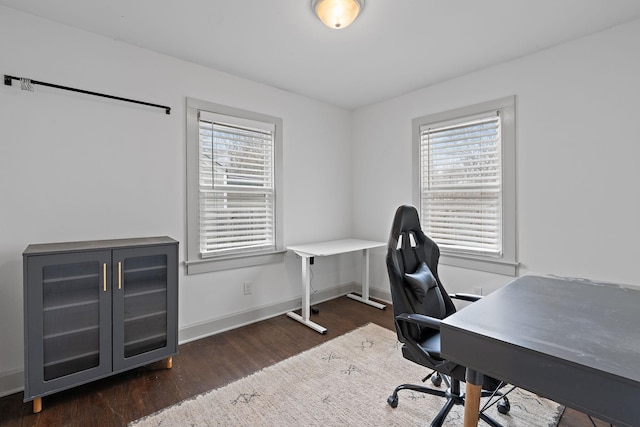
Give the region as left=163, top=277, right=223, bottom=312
left=412, top=96, right=518, bottom=276
left=186, top=97, right=284, bottom=274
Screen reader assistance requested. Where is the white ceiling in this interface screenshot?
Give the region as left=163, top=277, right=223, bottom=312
left=3, top=0, right=640, bottom=109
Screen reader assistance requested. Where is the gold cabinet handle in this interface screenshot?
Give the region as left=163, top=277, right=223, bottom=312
left=118, top=262, right=122, bottom=290
left=103, top=263, right=107, bottom=292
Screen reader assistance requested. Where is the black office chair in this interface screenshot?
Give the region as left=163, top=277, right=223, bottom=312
left=386, top=205, right=510, bottom=427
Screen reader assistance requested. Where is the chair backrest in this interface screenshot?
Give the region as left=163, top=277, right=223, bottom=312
left=386, top=205, right=457, bottom=342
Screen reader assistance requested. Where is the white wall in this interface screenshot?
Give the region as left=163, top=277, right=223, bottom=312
left=353, top=19, right=640, bottom=295
left=0, top=7, right=356, bottom=394
left=3, top=5, right=640, bottom=398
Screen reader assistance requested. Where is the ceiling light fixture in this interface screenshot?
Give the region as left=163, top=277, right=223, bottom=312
left=312, top=0, right=363, bottom=30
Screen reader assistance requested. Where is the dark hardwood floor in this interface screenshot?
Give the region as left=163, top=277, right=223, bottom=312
left=0, top=296, right=604, bottom=426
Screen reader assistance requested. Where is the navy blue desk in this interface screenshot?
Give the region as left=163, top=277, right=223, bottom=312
left=440, top=275, right=640, bottom=427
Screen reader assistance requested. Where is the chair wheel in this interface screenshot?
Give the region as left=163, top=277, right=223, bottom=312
left=387, top=395, right=398, bottom=408
left=497, top=397, right=510, bottom=414
left=431, top=374, right=442, bottom=387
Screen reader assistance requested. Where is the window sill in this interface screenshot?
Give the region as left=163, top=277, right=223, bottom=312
left=440, top=253, right=519, bottom=276
left=185, top=250, right=287, bottom=274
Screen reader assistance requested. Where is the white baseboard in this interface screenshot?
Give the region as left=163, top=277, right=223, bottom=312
left=0, top=282, right=366, bottom=399
left=0, top=369, right=23, bottom=399
left=369, top=287, right=391, bottom=304
left=178, top=281, right=359, bottom=344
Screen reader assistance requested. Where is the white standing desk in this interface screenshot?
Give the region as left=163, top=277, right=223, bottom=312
left=286, top=239, right=386, bottom=334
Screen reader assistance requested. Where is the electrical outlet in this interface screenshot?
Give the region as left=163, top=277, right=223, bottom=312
left=243, top=281, right=253, bottom=295
left=473, top=287, right=483, bottom=296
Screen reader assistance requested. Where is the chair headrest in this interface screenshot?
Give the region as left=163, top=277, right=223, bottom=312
left=390, top=205, right=421, bottom=237
left=388, top=205, right=424, bottom=252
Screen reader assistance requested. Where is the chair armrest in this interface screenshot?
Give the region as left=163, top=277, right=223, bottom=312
left=395, top=313, right=441, bottom=331
left=450, top=293, right=483, bottom=302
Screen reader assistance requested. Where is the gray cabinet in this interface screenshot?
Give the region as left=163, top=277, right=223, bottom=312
left=23, top=237, right=178, bottom=412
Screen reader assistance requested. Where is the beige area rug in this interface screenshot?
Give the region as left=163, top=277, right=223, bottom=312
left=130, top=323, right=563, bottom=426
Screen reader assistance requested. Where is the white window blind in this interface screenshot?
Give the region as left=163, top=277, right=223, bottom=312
left=198, top=111, right=276, bottom=257
left=420, top=112, right=502, bottom=256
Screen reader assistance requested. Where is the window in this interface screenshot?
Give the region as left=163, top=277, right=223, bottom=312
left=186, top=98, right=283, bottom=274
left=413, top=96, right=517, bottom=276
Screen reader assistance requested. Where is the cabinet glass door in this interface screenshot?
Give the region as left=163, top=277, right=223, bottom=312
left=26, top=251, right=112, bottom=395
left=123, top=253, right=168, bottom=357
left=42, top=260, right=102, bottom=379
left=112, top=245, right=176, bottom=371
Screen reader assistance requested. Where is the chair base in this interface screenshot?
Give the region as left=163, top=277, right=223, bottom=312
left=387, top=380, right=505, bottom=427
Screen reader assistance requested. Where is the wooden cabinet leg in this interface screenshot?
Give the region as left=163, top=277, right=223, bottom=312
left=33, top=397, right=42, bottom=413
left=165, top=356, right=173, bottom=369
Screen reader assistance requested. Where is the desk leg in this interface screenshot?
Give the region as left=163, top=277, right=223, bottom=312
left=287, top=256, right=327, bottom=334
left=463, top=369, right=483, bottom=427
left=347, top=249, right=386, bottom=309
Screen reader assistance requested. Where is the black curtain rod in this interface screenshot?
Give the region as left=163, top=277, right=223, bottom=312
left=4, top=74, right=171, bottom=115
